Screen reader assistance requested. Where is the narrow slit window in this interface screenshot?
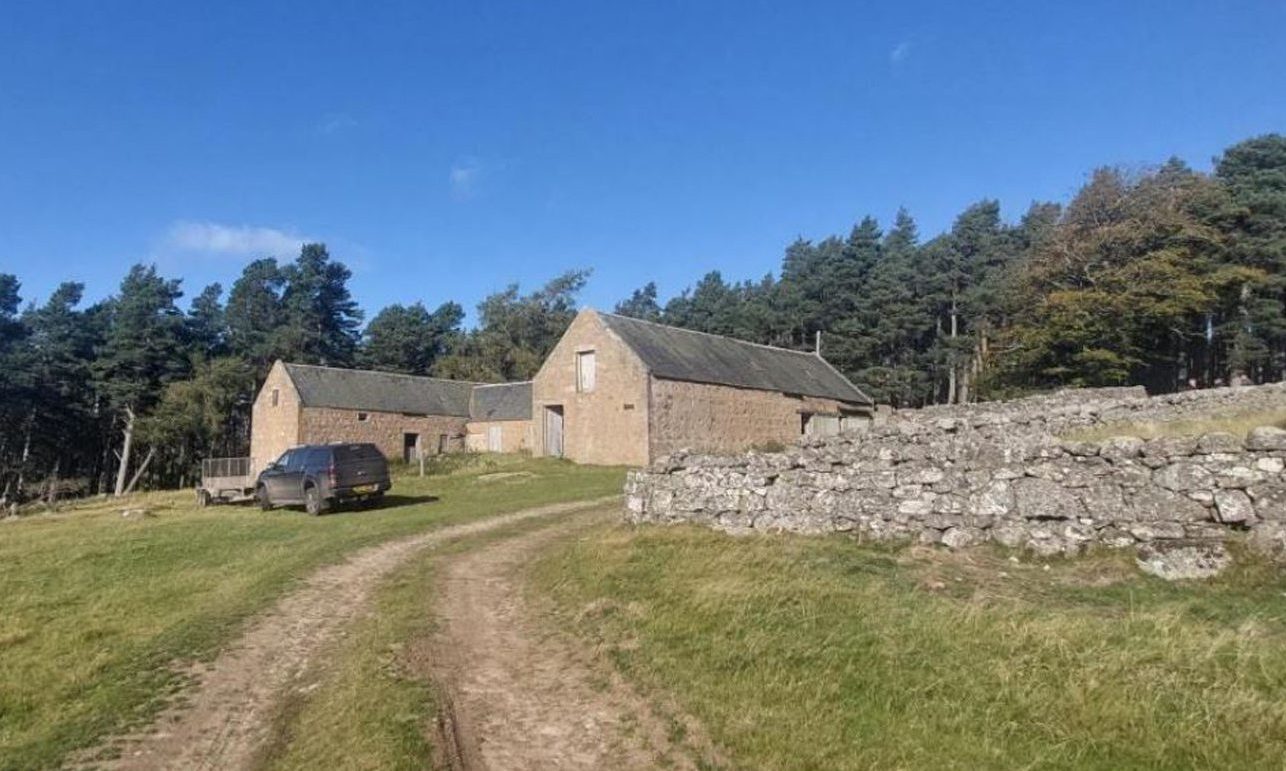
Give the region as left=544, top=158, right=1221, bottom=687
left=271, top=388, right=279, bottom=407
left=576, top=350, right=596, bottom=393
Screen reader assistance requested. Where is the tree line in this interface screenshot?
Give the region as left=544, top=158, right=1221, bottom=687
left=1, top=133, right=1282, bottom=504
left=616, top=134, right=1286, bottom=406
left=0, top=242, right=587, bottom=505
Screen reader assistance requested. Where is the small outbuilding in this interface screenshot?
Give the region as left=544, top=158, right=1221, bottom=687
left=250, top=361, right=478, bottom=471
left=465, top=381, right=534, bottom=453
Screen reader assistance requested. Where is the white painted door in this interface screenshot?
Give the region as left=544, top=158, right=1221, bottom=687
left=487, top=425, right=503, bottom=452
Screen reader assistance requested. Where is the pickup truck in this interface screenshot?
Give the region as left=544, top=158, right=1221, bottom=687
left=255, top=443, right=391, bottom=515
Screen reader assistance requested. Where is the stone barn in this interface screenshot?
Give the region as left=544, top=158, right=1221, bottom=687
left=530, top=309, right=873, bottom=466
left=249, top=309, right=873, bottom=469
left=250, top=361, right=478, bottom=470
left=465, top=382, right=534, bottom=453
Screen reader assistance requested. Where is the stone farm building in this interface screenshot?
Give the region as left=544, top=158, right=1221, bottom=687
left=250, top=309, right=872, bottom=468
left=249, top=361, right=533, bottom=470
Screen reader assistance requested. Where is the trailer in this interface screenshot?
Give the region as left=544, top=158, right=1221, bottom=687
left=197, top=457, right=256, bottom=506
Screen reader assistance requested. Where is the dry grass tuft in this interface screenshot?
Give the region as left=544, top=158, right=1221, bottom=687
left=1064, top=408, right=1286, bottom=442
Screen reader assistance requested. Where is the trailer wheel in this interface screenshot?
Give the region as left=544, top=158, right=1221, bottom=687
left=196, top=489, right=211, bottom=507
left=256, top=485, right=272, bottom=512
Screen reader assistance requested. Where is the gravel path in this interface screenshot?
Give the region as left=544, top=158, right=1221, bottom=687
left=76, top=497, right=618, bottom=770
left=419, top=510, right=708, bottom=771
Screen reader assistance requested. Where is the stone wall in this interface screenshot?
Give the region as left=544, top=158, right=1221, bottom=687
left=298, top=407, right=468, bottom=462
left=885, top=381, right=1286, bottom=438
left=465, top=419, right=534, bottom=453
left=625, top=383, right=1286, bottom=560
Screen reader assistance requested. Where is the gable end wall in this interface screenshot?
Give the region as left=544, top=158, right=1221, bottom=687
left=531, top=310, right=651, bottom=466
left=250, top=361, right=302, bottom=473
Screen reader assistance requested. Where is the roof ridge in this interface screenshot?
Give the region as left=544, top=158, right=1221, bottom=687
left=597, top=310, right=824, bottom=359
left=283, top=361, right=479, bottom=387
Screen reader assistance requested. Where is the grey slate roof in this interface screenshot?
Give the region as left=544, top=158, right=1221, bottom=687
left=284, top=363, right=477, bottom=417
left=470, top=382, right=533, bottom=421
left=598, top=312, right=873, bottom=405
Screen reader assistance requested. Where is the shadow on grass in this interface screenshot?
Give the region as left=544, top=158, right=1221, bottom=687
left=320, top=494, right=440, bottom=515
left=373, top=494, right=440, bottom=510
left=259, top=495, right=441, bottom=516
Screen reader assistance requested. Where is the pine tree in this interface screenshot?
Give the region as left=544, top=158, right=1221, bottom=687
left=1214, top=134, right=1286, bottom=381
left=0, top=275, right=26, bottom=501
left=359, top=301, right=464, bottom=375
left=186, top=283, right=227, bottom=359
left=225, top=258, right=285, bottom=371
left=614, top=282, right=663, bottom=321
left=275, top=244, right=363, bottom=367
left=93, top=265, right=188, bottom=495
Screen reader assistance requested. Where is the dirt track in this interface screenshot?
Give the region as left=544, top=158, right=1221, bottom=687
left=419, top=511, right=705, bottom=771
left=77, top=497, right=618, bottom=770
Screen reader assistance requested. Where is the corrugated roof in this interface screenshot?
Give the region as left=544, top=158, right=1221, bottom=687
left=283, top=363, right=477, bottom=417
left=598, top=312, right=873, bottom=405
left=470, top=381, right=533, bottom=421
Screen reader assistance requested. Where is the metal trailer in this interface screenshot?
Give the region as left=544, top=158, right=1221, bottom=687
left=196, top=457, right=256, bottom=506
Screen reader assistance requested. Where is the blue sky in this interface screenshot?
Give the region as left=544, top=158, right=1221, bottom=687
left=2, top=1, right=1284, bottom=324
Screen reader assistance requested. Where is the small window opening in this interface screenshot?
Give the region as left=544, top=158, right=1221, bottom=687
left=576, top=350, right=596, bottom=393
left=357, top=412, right=369, bottom=422
left=271, top=388, right=279, bottom=407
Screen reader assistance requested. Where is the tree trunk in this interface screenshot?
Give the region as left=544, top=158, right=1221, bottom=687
left=124, top=446, right=155, bottom=495
left=946, top=302, right=959, bottom=405
left=114, top=407, right=135, bottom=497
left=15, top=407, right=35, bottom=500
left=1230, top=284, right=1253, bottom=386
left=45, top=458, right=60, bottom=511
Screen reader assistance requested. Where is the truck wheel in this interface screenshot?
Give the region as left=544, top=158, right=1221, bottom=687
left=304, top=485, right=327, bottom=516
left=256, top=485, right=272, bottom=512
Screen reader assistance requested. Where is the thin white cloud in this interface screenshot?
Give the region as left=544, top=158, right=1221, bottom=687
left=163, top=221, right=309, bottom=258
left=449, top=161, right=481, bottom=200
left=317, top=113, right=357, bottom=135
left=890, top=41, right=912, bottom=65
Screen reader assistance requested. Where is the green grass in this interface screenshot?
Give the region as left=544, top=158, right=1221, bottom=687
left=1064, top=408, right=1286, bottom=442
left=533, top=526, right=1286, bottom=770
left=0, top=455, right=624, bottom=770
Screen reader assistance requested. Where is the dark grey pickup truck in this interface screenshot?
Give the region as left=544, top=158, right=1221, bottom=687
left=255, top=443, right=391, bottom=515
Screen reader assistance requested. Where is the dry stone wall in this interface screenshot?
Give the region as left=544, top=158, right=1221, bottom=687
left=625, top=383, right=1286, bottom=562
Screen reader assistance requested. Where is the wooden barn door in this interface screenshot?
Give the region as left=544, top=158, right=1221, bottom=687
left=544, top=406, right=564, bottom=458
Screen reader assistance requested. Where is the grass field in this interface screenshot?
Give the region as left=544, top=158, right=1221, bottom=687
left=0, top=455, right=624, bottom=770
left=1064, top=407, right=1286, bottom=442
left=534, top=525, right=1286, bottom=770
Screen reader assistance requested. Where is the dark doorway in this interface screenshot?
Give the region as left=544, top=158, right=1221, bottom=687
left=403, top=433, right=420, bottom=463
